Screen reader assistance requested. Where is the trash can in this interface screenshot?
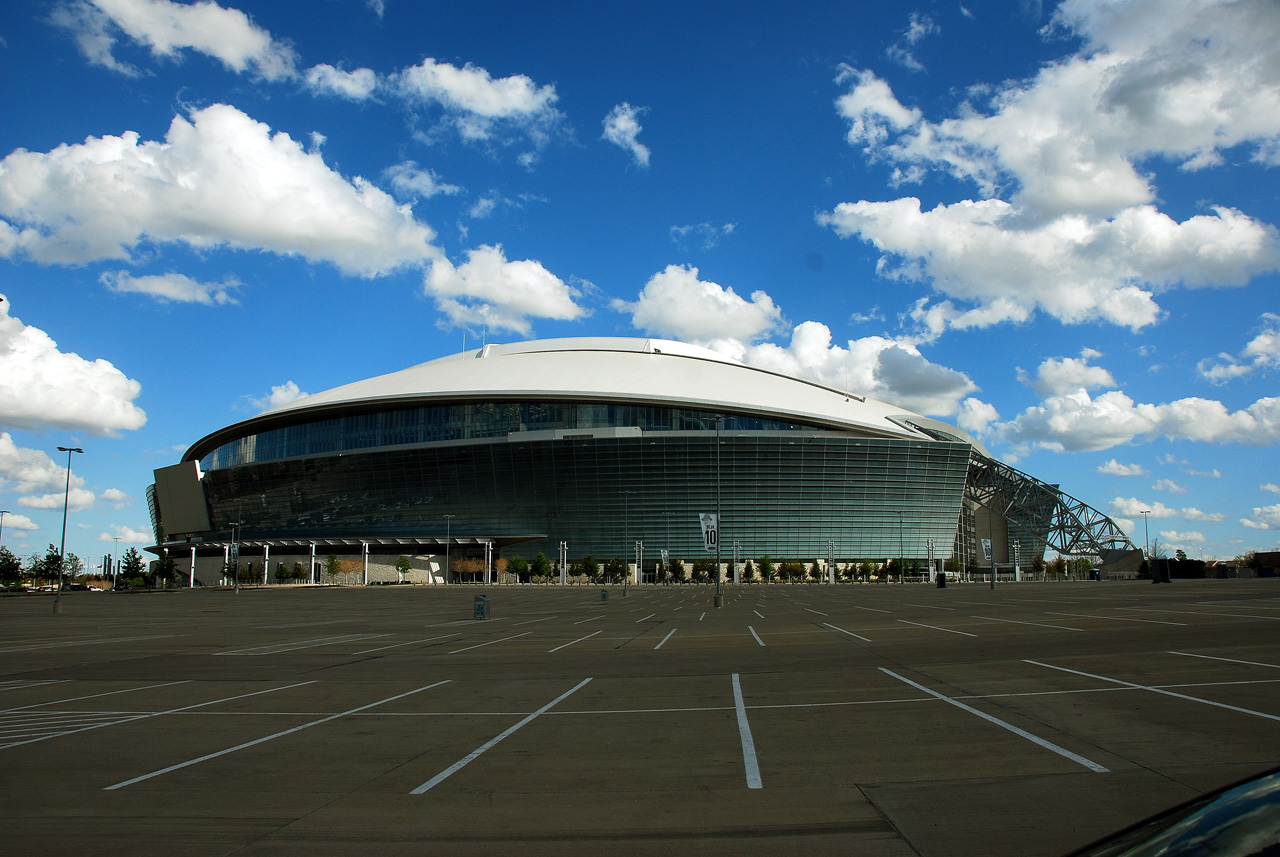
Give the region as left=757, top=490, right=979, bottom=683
left=1091, top=569, right=1102, bottom=581
left=474, top=595, right=490, bottom=619
left=600, top=589, right=609, bottom=601
left=936, top=572, right=947, bottom=589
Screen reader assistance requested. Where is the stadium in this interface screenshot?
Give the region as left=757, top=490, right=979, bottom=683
left=147, top=337, right=1140, bottom=585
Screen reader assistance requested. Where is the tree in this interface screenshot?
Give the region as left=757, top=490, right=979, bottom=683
left=155, top=553, right=176, bottom=586
left=395, top=555, right=413, bottom=583
left=758, top=555, right=775, bottom=583
left=1148, top=538, right=1166, bottom=559
left=944, top=556, right=962, bottom=574
left=1031, top=555, right=1045, bottom=576
left=64, top=553, right=85, bottom=579
left=1175, top=548, right=1188, bottom=562
left=121, top=547, right=145, bottom=580
left=691, top=558, right=715, bottom=583
left=531, top=552, right=552, bottom=583
left=670, top=558, right=685, bottom=583
left=571, top=555, right=599, bottom=583
left=325, top=553, right=341, bottom=583
left=808, top=560, right=822, bottom=582
left=603, top=557, right=626, bottom=583
left=506, top=555, right=529, bottom=582
left=274, top=562, right=292, bottom=583
left=0, top=546, right=21, bottom=584
left=742, top=558, right=755, bottom=583
left=859, top=560, right=877, bottom=582
left=779, top=560, right=804, bottom=582
left=292, top=562, right=306, bottom=582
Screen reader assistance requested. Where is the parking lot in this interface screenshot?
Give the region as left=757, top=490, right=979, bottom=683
left=3, top=579, right=1279, bottom=856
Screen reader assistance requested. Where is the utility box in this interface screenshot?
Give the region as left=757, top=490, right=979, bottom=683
left=600, top=590, right=609, bottom=601
left=474, top=595, right=490, bottom=619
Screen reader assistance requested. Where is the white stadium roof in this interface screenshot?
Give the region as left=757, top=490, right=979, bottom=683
left=253, top=337, right=982, bottom=449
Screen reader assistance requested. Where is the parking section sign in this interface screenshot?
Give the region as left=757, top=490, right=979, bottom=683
left=699, top=513, right=718, bottom=552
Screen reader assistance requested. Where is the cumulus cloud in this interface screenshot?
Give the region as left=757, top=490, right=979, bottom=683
left=52, top=0, right=299, bottom=80
left=614, top=264, right=783, bottom=343
left=602, top=103, right=650, bottom=167
left=1198, top=313, right=1280, bottom=384
left=1161, top=530, right=1205, bottom=543
left=956, top=397, right=1000, bottom=435
left=1018, top=348, right=1116, bottom=397
left=385, top=161, right=461, bottom=200
left=393, top=57, right=564, bottom=148
left=1243, top=504, right=1280, bottom=530
left=718, top=321, right=979, bottom=417
left=1263, top=483, right=1280, bottom=495
left=0, top=299, right=146, bottom=435
left=1182, top=507, right=1225, bottom=523
left=100, top=487, right=130, bottom=508
left=424, top=244, right=587, bottom=336
left=100, top=270, right=239, bottom=305
left=99, top=523, right=153, bottom=544
left=1152, top=478, right=1187, bottom=494
left=249, top=381, right=307, bottom=412
left=305, top=63, right=379, bottom=99
left=1111, top=497, right=1178, bottom=518
left=670, top=222, right=736, bottom=251
left=1098, top=459, right=1146, bottom=476
left=0, top=512, right=38, bottom=533
left=0, top=104, right=442, bottom=276
left=821, top=0, right=1280, bottom=335
left=991, top=388, right=1280, bottom=453
left=19, top=487, right=96, bottom=512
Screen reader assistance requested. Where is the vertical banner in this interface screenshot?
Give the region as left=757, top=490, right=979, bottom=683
left=699, top=513, right=718, bottom=552
left=980, top=538, right=992, bottom=562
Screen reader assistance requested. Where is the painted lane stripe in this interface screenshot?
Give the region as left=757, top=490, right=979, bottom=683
left=1047, top=612, right=1186, bottom=626
left=2, top=681, right=308, bottom=752
left=880, top=669, right=1108, bottom=773
left=905, top=603, right=954, bottom=611
left=699, top=612, right=706, bottom=621
left=897, top=619, right=977, bottom=638
left=353, top=634, right=460, bottom=654
left=635, top=614, right=656, bottom=623
left=973, top=616, right=1083, bottom=632
left=573, top=615, right=606, bottom=625
left=0, top=634, right=180, bottom=655
left=513, top=616, right=559, bottom=626
left=411, top=678, right=592, bottom=794
left=107, top=682, right=446, bottom=789
left=731, top=674, right=763, bottom=789
left=754, top=610, right=765, bottom=618
left=1, top=681, right=189, bottom=714
left=823, top=622, right=871, bottom=642
left=548, top=630, right=603, bottom=653
left=448, top=632, right=531, bottom=654
left=852, top=605, right=891, bottom=614
left=804, top=608, right=829, bottom=616
left=654, top=629, right=677, bottom=650
left=748, top=626, right=765, bottom=647
left=1169, top=651, right=1280, bottom=670
left=216, top=633, right=390, bottom=656
left=1026, top=660, right=1280, bottom=723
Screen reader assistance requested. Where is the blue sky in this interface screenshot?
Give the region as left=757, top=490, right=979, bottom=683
left=1, top=0, right=1277, bottom=568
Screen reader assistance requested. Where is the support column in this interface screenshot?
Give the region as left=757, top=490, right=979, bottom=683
left=262, top=544, right=270, bottom=585
left=309, top=542, right=316, bottom=583
left=362, top=542, right=369, bottom=586
left=190, top=546, right=196, bottom=589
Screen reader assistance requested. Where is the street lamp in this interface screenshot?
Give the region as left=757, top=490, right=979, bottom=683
left=620, top=490, right=635, bottom=594
left=0, top=509, right=9, bottom=547
left=112, top=536, right=121, bottom=588
left=231, top=497, right=244, bottom=595
left=443, top=514, right=455, bottom=585
left=53, top=446, right=83, bottom=614
left=1140, top=510, right=1151, bottom=559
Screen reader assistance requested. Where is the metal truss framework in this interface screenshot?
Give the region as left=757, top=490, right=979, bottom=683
left=967, top=452, right=1137, bottom=557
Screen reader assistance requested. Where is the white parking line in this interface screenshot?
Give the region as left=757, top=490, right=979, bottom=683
left=0, top=680, right=68, bottom=693
left=353, top=634, right=460, bottom=654
left=573, top=615, right=605, bottom=625
left=754, top=610, right=765, bottom=618
left=731, top=674, right=762, bottom=789
left=699, top=612, right=706, bottom=621
left=973, top=616, right=1083, bottom=632
left=852, top=605, right=891, bottom=614
left=548, top=630, right=602, bottom=653
left=411, top=678, right=592, bottom=794
left=898, top=620, right=977, bottom=638
left=881, top=669, right=1108, bottom=773
left=905, top=603, right=954, bottom=611
left=107, top=682, right=447, bottom=789
left=448, top=632, right=531, bottom=654
left=823, top=622, right=872, bottom=642
left=803, top=608, right=829, bottom=616
left=1, top=681, right=190, bottom=714
left=748, top=626, right=765, bottom=647
left=0, top=634, right=180, bottom=655
left=513, top=616, right=559, bottom=626
left=1027, top=660, right=1280, bottom=723
left=1169, top=651, right=1280, bottom=669
left=1047, top=612, right=1186, bottom=626
left=216, top=633, right=390, bottom=656
left=654, top=629, right=677, bottom=649
left=635, top=614, right=655, bottom=623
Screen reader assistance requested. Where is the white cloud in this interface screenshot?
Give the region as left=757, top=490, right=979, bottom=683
left=1111, top=497, right=1178, bottom=518
left=1018, top=349, right=1116, bottom=397
left=0, top=299, right=146, bottom=435
left=957, top=398, right=1000, bottom=435
left=385, top=161, right=461, bottom=200
left=722, top=322, right=980, bottom=418
left=1152, top=478, right=1187, bottom=494
left=1249, top=504, right=1280, bottom=529
left=424, top=244, right=587, bottom=336
left=1242, top=517, right=1271, bottom=530
left=0, top=512, right=38, bottom=532
left=100, top=487, right=130, bottom=509
left=670, top=223, right=736, bottom=251
left=614, top=264, right=783, bottom=343
left=19, top=487, right=96, bottom=512
left=993, top=388, right=1280, bottom=453
left=1198, top=313, right=1280, bottom=384
left=602, top=103, right=650, bottom=167
left=393, top=58, right=563, bottom=147
left=1098, top=459, right=1146, bottom=476
left=305, top=63, right=379, bottom=100
left=54, top=0, right=299, bottom=80
left=821, top=0, right=1280, bottom=335
left=1263, top=483, right=1280, bottom=495
left=99, top=523, right=153, bottom=544
left=100, top=270, right=239, bottom=305
left=1187, top=468, right=1221, bottom=478
left=886, top=12, right=939, bottom=71
left=0, top=104, right=442, bottom=276
left=1182, top=507, right=1225, bottom=523
left=250, top=381, right=307, bottom=412
left=1161, top=530, right=1206, bottom=543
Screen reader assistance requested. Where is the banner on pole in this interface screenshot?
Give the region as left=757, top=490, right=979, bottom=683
left=699, top=513, right=718, bottom=552
left=980, top=538, right=992, bottom=562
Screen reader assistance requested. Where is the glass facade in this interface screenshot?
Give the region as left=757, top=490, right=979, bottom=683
left=199, top=401, right=817, bottom=471
left=199, top=431, right=972, bottom=564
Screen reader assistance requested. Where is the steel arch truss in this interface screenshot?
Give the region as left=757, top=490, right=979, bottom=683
left=967, top=452, right=1136, bottom=557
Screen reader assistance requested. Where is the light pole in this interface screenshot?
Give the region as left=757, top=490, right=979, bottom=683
left=620, top=490, right=635, bottom=594
left=232, top=497, right=244, bottom=595
left=112, top=536, right=121, bottom=588
left=0, top=509, right=8, bottom=547
left=53, top=446, right=83, bottom=614
left=715, top=417, right=723, bottom=607
left=443, top=514, right=454, bottom=585
left=1140, top=510, right=1151, bottom=559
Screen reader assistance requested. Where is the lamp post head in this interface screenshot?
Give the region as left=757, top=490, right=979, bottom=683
left=57, top=447, right=84, bottom=454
